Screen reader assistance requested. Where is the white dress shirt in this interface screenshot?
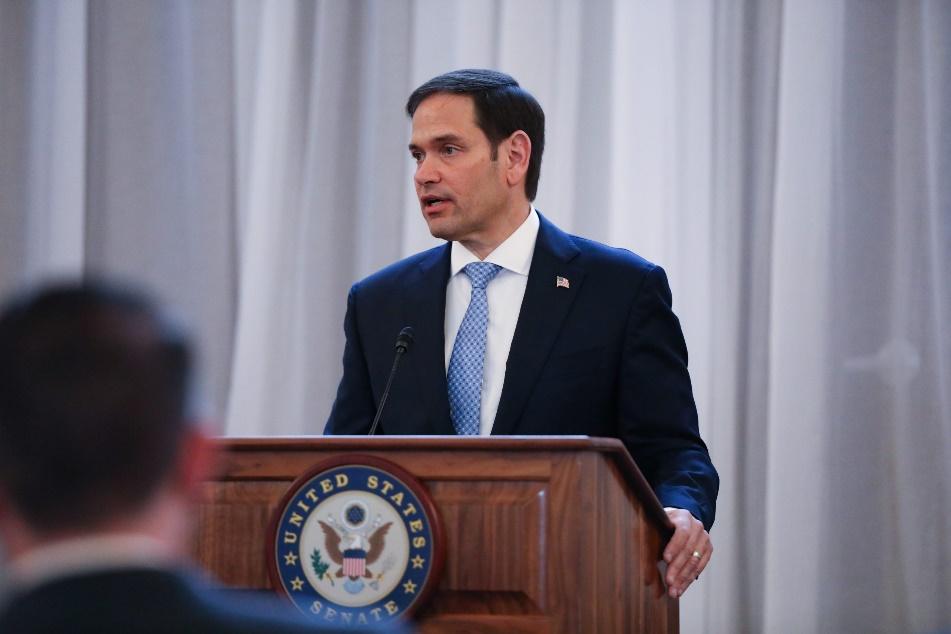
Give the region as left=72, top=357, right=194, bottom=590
left=445, top=208, right=540, bottom=435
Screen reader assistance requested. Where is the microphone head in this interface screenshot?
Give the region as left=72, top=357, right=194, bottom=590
left=395, top=326, right=414, bottom=353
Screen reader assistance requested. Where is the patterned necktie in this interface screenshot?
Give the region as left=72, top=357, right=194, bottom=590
left=447, top=262, right=503, bottom=435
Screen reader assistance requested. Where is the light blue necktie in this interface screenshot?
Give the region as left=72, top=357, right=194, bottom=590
left=447, top=262, right=503, bottom=435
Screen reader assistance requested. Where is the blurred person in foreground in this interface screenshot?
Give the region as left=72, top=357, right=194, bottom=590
left=0, top=281, right=395, bottom=633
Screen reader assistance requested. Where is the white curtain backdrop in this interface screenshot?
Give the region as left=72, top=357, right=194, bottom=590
left=1, top=1, right=948, bottom=631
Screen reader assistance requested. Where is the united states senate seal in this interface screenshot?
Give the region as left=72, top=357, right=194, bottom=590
left=268, top=455, right=444, bottom=627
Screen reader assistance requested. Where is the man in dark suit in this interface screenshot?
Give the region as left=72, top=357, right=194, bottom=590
left=325, top=69, right=718, bottom=599
left=0, top=282, right=389, bottom=633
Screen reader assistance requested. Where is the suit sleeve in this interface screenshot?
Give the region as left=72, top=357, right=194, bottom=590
left=324, top=284, right=376, bottom=434
left=619, top=265, right=719, bottom=530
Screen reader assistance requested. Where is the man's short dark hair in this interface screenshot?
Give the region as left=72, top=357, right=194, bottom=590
left=0, top=281, right=193, bottom=534
left=406, top=69, right=545, bottom=201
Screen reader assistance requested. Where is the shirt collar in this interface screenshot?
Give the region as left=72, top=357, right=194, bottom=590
left=3, top=534, right=176, bottom=594
left=450, top=206, right=540, bottom=277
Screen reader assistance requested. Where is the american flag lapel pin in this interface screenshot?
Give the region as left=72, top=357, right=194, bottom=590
left=556, top=275, right=570, bottom=289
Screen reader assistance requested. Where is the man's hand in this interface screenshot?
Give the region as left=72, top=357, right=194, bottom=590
left=662, top=507, right=711, bottom=599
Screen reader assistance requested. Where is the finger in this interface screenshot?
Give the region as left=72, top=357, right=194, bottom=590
left=674, top=533, right=713, bottom=598
left=674, top=546, right=712, bottom=597
left=663, top=531, right=688, bottom=565
left=667, top=528, right=706, bottom=595
left=696, top=547, right=712, bottom=578
left=666, top=543, right=695, bottom=594
left=665, top=519, right=701, bottom=574
left=662, top=522, right=690, bottom=564
left=676, top=535, right=710, bottom=589
left=679, top=530, right=709, bottom=579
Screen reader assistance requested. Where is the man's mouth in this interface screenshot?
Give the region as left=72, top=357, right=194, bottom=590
left=421, top=195, right=451, bottom=211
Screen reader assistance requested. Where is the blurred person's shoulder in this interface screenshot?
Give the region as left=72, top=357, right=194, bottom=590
left=0, top=567, right=411, bottom=633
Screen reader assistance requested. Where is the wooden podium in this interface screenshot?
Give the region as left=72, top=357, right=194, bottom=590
left=195, top=436, right=678, bottom=633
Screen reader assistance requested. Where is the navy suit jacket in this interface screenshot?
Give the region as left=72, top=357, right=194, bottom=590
left=326, top=214, right=718, bottom=529
left=0, top=567, right=392, bottom=633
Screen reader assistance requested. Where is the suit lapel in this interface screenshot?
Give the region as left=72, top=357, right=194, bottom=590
left=492, top=214, right=584, bottom=435
left=402, top=244, right=455, bottom=434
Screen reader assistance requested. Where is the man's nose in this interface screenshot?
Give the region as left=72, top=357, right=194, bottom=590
left=415, top=156, right=440, bottom=186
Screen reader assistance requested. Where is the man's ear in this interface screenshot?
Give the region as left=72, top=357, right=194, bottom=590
left=172, top=425, right=218, bottom=502
left=503, top=130, right=532, bottom=188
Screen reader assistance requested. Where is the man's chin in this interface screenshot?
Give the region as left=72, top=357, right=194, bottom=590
left=424, top=217, right=457, bottom=242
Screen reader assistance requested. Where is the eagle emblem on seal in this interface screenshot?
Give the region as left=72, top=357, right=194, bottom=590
left=318, top=520, right=392, bottom=585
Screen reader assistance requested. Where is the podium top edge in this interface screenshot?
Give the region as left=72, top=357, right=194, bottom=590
left=215, top=435, right=623, bottom=451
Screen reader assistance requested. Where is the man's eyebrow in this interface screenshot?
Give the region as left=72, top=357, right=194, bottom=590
left=408, top=134, right=465, bottom=151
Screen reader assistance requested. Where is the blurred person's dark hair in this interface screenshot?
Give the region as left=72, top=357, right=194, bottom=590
left=0, top=280, right=193, bottom=534
left=406, top=68, right=546, bottom=201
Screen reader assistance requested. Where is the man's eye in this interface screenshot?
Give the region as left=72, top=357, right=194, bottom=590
left=443, top=146, right=458, bottom=156
left=410, top=152, right=422, bottom=162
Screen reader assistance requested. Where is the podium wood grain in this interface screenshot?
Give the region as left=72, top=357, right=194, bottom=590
left=194, top=436, right=678, bottom=633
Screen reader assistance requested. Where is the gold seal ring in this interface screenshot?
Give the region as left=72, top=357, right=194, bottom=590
left=691, top=550, right=702, bottom=559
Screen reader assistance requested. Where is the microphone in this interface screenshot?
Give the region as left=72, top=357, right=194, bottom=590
left=368, top=326, right=414, bottom=436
